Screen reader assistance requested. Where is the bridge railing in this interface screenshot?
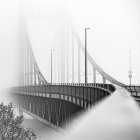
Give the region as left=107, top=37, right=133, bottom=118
left=10, top=84, right=116, bottom=129
left=47, top=83, right=116, bottom=93
left=11, top=83, right=115, bottom=106
left=124, top=85, right=140, bottom=97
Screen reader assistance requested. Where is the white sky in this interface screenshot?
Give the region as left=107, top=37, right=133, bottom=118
left=0, top=0, right=139, bottom=93
left=26, top=0, right=140, bottom=85
left=65, top=0, right=140, bottom=84
left=0, top=0, right=18, bottom=89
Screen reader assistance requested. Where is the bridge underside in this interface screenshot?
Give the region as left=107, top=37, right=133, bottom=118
left=11, top=84, right=114, bottom=129
left=14, top=94, right=83, bottom=128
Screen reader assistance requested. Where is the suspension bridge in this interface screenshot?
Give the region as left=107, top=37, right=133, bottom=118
left=10, top=3, right=140, bottom=132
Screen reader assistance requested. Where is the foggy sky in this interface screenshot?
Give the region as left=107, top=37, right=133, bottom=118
left=0, top=0, right=140, bottom=93
left=26, top=0, right=140, bottom=84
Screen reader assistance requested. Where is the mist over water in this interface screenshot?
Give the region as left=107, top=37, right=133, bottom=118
left=41, top=89, right=140, bottom=140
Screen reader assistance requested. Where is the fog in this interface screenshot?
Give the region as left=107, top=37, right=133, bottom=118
left=0, top=0, right=18, bottom=103
left=61, top=89, right=140, bottom=140
left=25, top=0, right=140, bottom=84
left=38, top=88, right=140, bottom=140
left=0, top=0, right=140, bottom=139
left=0, top=0, right=139, bottom=90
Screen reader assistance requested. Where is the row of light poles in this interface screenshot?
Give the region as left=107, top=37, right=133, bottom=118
left=50, top=28, right=90, bottom=84
left=50, top=28, right=132, bottom=85
left=85, top=28, right=133, bottom=85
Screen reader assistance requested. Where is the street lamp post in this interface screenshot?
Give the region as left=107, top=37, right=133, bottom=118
left=85, top=28, right=90, bottom=84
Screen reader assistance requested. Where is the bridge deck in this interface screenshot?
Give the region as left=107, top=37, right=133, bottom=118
left=10, top=83, right=115, bottom=130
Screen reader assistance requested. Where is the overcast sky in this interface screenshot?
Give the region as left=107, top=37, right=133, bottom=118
left=0, top=0, right=140, bottom=93
left=26, top=0, right=140, bottom=85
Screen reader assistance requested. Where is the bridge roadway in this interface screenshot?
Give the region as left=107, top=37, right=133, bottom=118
left=11, top=83, right=140, bottom=132
left=11, top=83, right=115, bottom=130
